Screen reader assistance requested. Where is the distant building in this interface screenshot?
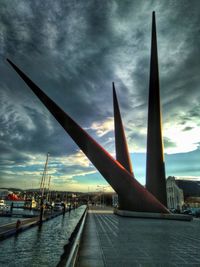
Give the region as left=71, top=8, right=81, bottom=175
left=175, top=179, right=200, bottom=198
left=184, top=197, right=200, bottom=208
left=176, top=179, right=200, bottom=208
left=166, top=176, right=184, bottom=211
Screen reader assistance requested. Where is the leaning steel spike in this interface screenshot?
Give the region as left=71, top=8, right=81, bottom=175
left=113, top=82, right=135, bottom=210
left=113, top=82, right=133, bottom=176
left=7, top=58, right=169, bottom=213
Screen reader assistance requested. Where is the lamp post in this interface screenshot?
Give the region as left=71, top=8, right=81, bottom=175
left=87, top=186, right=90, bottom=205
left=97, top=185, right=110, bottom=207
left=39, top=197, right=44, bottom=225
left=96, top=188, right=101, bottom=206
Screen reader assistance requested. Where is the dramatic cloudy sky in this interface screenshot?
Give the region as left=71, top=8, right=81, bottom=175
left=0, top=0, right=200, bottom=192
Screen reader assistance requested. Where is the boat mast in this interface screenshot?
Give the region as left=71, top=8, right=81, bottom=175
left=40, top=152, right=50, bottom=198
left=46, top=175, right=51, bottom=202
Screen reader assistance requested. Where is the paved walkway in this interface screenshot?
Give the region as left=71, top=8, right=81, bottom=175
left=76, top=207, right=200, bottom=267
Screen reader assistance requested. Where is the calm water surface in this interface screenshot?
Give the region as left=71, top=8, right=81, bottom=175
left=0, top=205, right=86, bottom=267
left=0, top=217, right=20, bottom=226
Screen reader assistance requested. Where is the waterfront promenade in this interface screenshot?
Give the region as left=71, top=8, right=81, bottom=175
left=76, top=207, right=200, bottom=267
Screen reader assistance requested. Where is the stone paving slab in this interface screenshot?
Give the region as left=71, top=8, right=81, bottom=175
left=76, top=210, right=105, bottom=267
left=76, top=208, right=200, bottom=267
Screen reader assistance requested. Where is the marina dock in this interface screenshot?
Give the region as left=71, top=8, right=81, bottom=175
left=0, top=217, right=38, bottom=239
left=0, top=210, right=68, bottom=240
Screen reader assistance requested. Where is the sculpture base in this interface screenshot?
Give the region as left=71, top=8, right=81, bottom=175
left=114, top=209, right=192, bottom=221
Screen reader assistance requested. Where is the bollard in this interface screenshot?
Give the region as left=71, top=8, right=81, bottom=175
left=39, top=199, right=44, bottom=224
left=10, top=202, right=14, bottom=213
left=16, top=219, right=21, bottom=231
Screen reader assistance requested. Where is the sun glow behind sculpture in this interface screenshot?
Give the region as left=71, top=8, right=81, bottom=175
left=164, top=123, right=200, bottom=154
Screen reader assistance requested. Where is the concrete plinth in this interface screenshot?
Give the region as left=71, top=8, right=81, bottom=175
left=114, top=209, right=193, bottom=221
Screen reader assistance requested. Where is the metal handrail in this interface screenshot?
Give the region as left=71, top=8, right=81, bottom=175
left=65, top=208, right=88, bottom=267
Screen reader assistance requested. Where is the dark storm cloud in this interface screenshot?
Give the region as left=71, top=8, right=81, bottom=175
left=1, top=0, right=200, bottom=188
left=183, top=126, right=193, bottom=132
left=156, top=2, right=200, bottom=126
left=0, top=1, right=116, bottom=163
left=163, top=137, right=176, bottom=148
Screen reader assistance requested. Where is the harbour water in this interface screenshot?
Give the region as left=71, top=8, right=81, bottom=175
left=0, top=205, right=86, bottom=267
left=0, top=216, right=21, bottom=226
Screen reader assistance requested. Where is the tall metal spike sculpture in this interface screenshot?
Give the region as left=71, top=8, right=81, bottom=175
left=113, top=82, right=133, bottom=175
left=146, top=12, right=167, bottom=206
left=113, top=82, right=134, bottom=209
left=7, top=58, right=169, bottom=213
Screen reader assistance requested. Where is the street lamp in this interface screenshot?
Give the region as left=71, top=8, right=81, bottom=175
left=96, top=188, right=102, bottom=206
left=97, top=185, right=110, bottom=207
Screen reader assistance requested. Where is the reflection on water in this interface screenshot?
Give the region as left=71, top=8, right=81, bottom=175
left=0, top=205, right=86, bottom=267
